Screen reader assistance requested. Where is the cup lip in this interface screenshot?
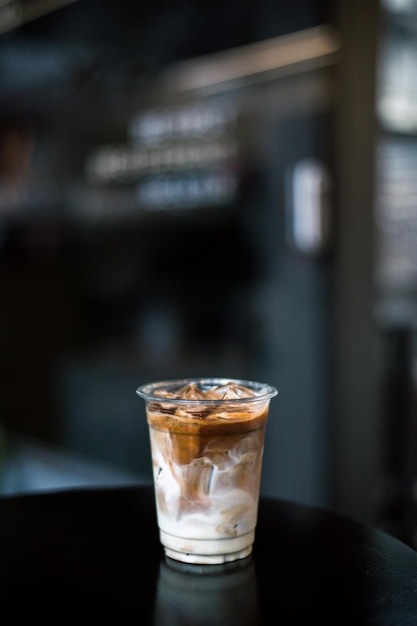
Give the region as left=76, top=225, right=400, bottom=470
left=136, top=377, right=278, bottom=405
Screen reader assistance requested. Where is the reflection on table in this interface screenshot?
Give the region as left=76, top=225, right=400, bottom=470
left=155, top=556, right=259, bottom=626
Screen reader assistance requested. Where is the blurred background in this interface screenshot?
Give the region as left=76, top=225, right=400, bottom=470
left=0, top=0, right=417, bottom=548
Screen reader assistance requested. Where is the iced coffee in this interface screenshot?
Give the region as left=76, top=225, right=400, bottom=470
left=136, top=378, right=277, bottom=565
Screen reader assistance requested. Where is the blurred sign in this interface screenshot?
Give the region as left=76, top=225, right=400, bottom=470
left=128, top=100, right=237, bottom=146
left=85, top=99, right=240, bottom=212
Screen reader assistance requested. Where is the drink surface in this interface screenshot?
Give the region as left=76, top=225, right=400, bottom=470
left=144, top=381, right=272, bottom=562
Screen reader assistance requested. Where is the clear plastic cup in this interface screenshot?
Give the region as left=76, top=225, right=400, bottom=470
left=136, top=377, right=278, bottom=565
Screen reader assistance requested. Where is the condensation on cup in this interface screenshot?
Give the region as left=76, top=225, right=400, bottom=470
left=136, top=378, right=278, bottom=565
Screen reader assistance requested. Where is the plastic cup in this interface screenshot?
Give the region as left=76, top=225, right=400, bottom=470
left=136, top=377, right=278, bottom=565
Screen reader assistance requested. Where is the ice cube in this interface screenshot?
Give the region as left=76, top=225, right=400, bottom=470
left=154, top=389, right=176, bottom=399
left=158, top=380, right=259, bottom=401
left=213, top=383, right=257, bottom=400
left=175, top=383, right=207, bottom=400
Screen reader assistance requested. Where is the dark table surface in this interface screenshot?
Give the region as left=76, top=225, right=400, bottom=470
left=0, top=484, right=416, bottom=624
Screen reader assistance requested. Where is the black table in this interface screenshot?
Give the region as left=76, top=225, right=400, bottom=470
left=0, top=484, right=416, bottom=624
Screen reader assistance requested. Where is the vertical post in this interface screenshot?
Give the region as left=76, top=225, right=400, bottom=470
left=330, top=0, right=381, bottom=523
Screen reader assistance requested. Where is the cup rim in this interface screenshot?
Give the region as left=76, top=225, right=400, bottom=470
left=136, top=377, right=278, bottom=405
